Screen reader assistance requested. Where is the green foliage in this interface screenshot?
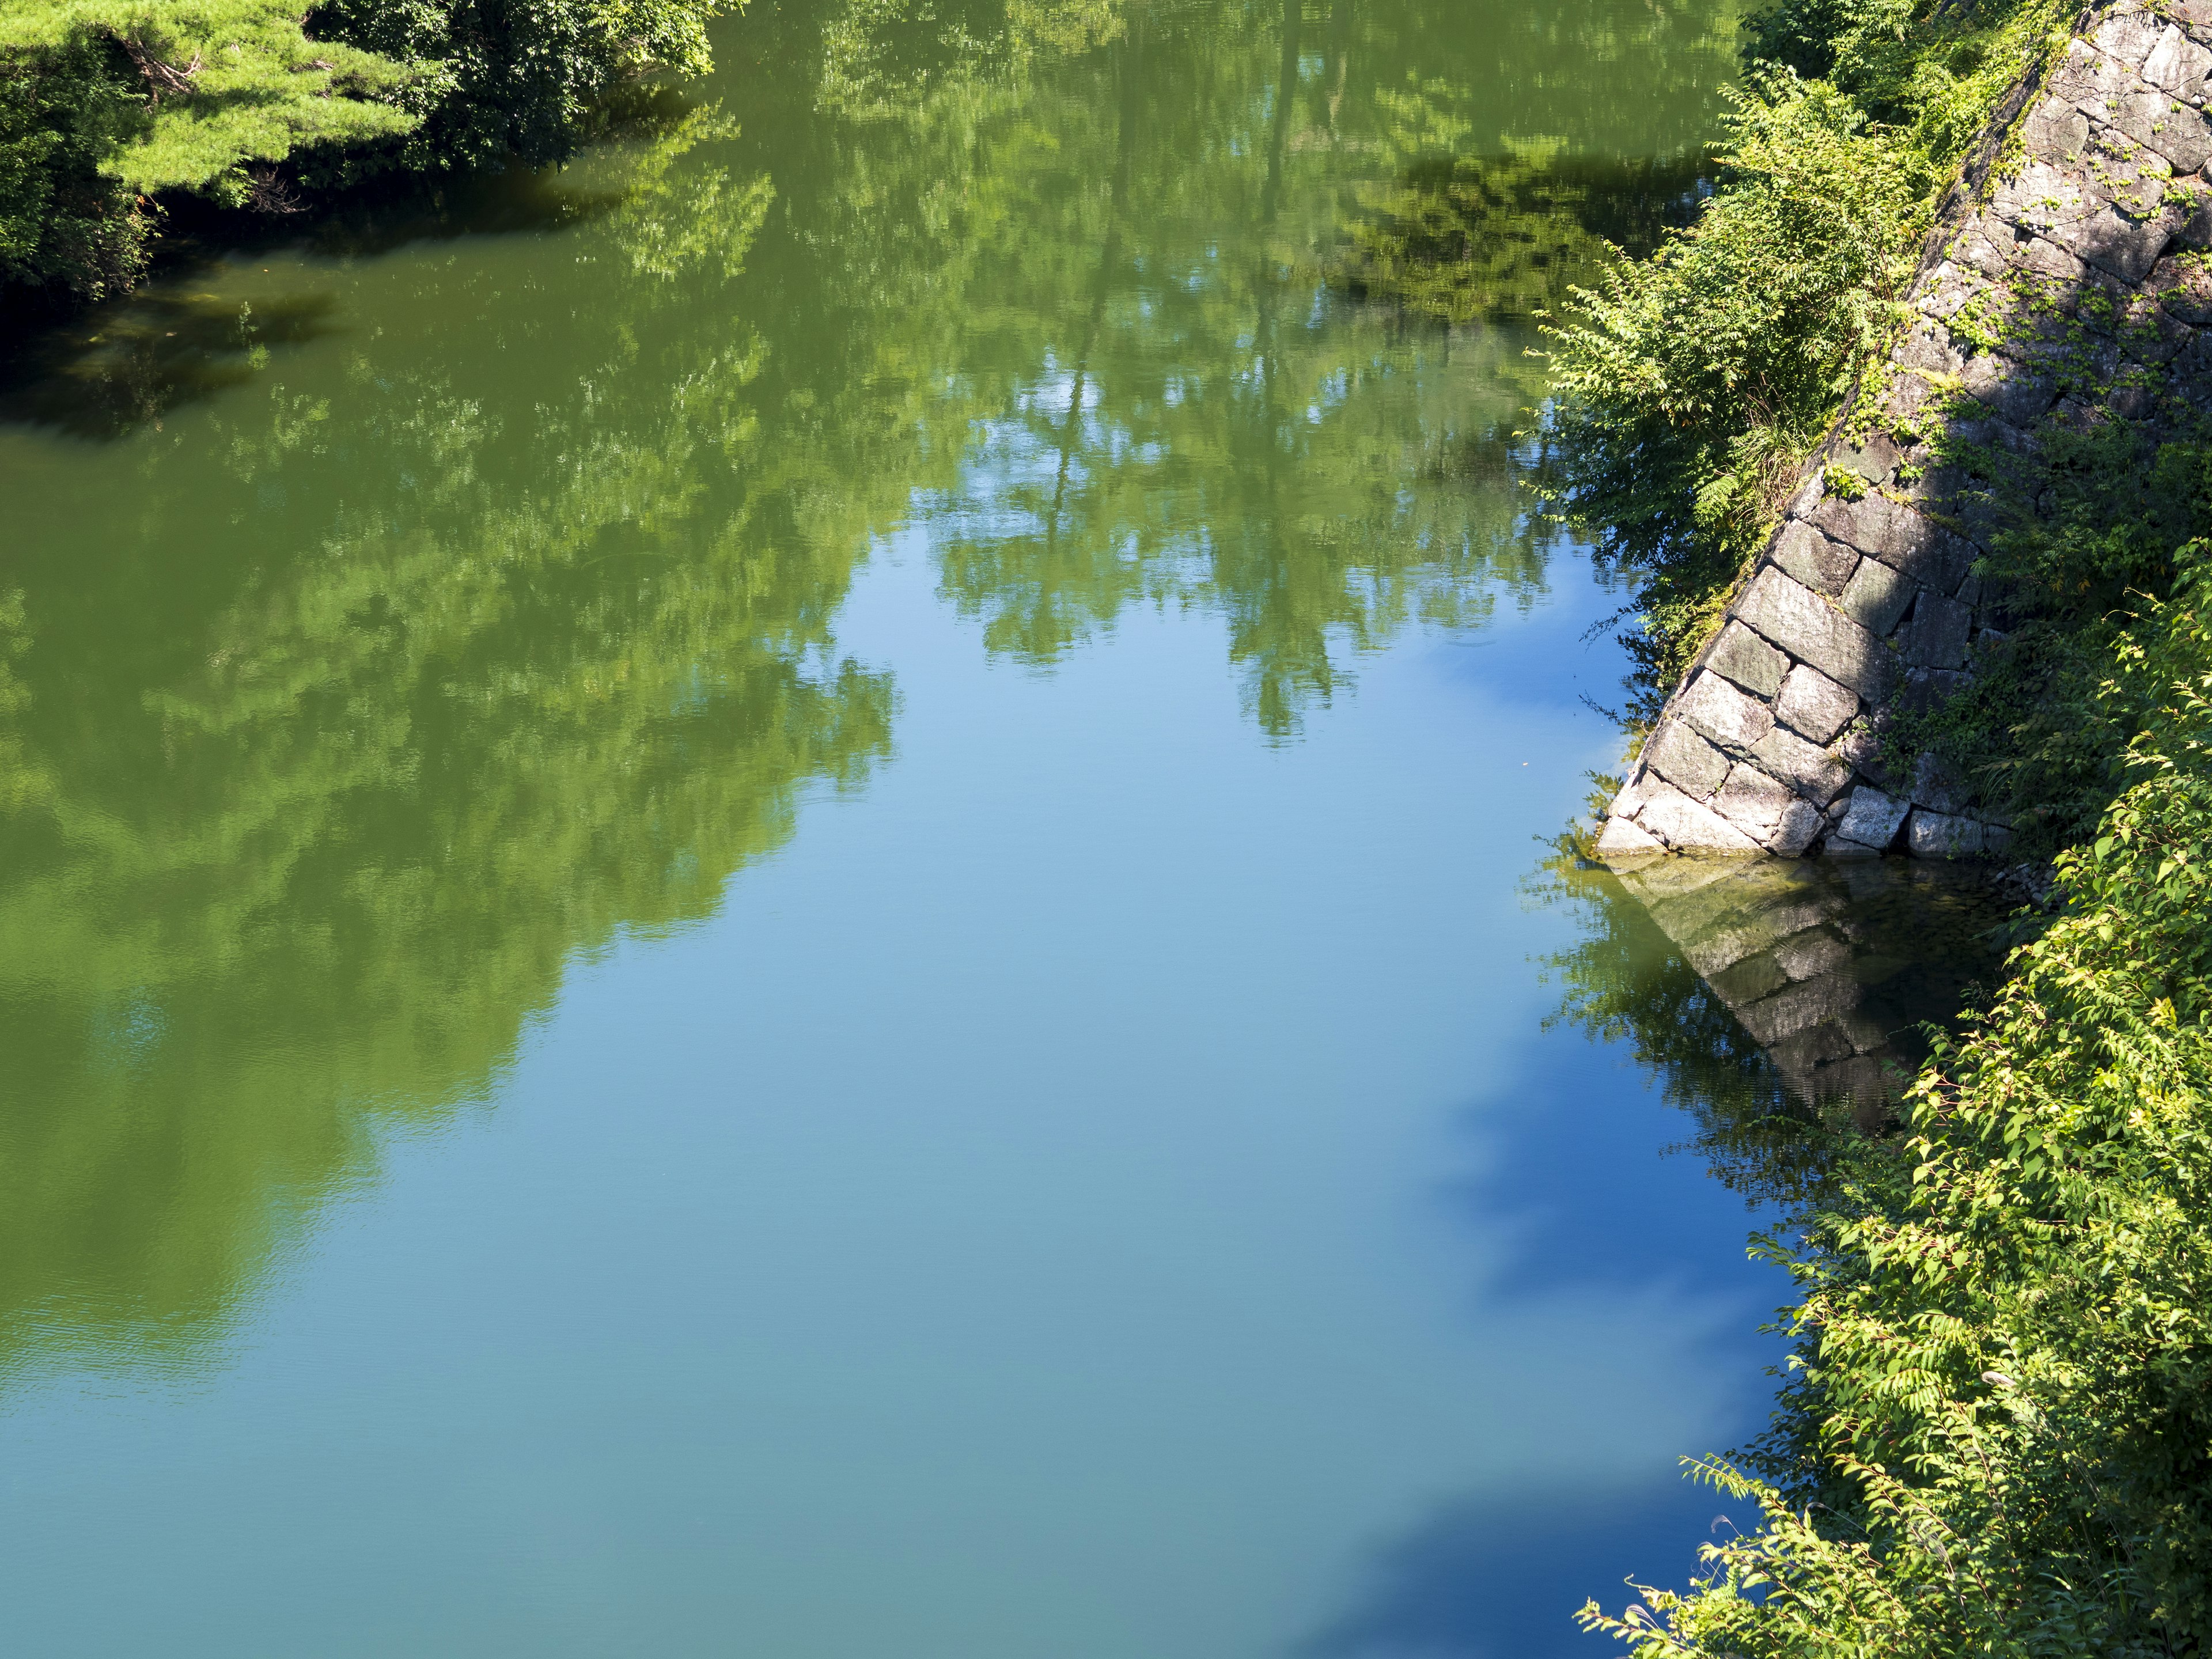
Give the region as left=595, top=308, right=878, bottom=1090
left=1884, top=420, right=2212, bottom=851
left=1540, top=0, right=2067, bottom=718
left=1580, top=552, right=2212, bottom=1655
left=1543, top=79, right=1923, bottom=709
left=0, top=30, right=145, bottom=294
left=0, top=1, right=420, bottom=196
left=314, top=0, right=729, bottom=175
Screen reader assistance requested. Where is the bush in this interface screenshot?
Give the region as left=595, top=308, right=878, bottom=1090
left=1580, top=552, right=2212, bottom=1656
left=0, top=32, right=146, bottom=297
left=1541, top=80, right=1922, bottom=712
left=1540, top=0, right=2069, bottom=721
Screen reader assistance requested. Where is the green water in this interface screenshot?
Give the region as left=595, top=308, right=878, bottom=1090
left=0, top=3, right=1863, bottom=1654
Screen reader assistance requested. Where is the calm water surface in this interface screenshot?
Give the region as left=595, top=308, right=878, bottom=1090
left=0, top=2, right=1925, bottom=1653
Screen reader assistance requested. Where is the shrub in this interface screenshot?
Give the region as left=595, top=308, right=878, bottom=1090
left=1579, top=551, right=2212, bottom=1656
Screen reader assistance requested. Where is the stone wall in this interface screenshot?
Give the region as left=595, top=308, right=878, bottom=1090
left=1599, top=0, right=2212, bottom=863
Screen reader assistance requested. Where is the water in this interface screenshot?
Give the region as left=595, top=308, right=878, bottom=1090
left=0, top=2, right=2001, bottom=1653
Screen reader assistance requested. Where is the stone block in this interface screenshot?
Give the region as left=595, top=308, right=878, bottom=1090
left=1835, top=786, right=1911, bottom=851
left=1679, top=669, right=1775, bottom=753
left=1736, top=568, right=1894, bottom=699
left=1770, top=520, right=1859, bottom=596
left=1714, top=763, right=1797, bottom=835
left=1911, top=531, right=1979, bottom=599
left=1606, top=770, right=1662, bottom=821
left=2022, top=94, right=2092, bottom=162
left=2090, top=10, right=2169, bottom=70
left=1897, top=666, right=1971, bottom=715
left=1647, top=718, right=1731, bottom=798
left=1900, top=592, right=1973, bottom=669
left=1840, top=558, right=1917, bottom=635
left=1638, top=781, right=1763, bottom=853
left=2144, top=22, right=2212, bottom=93
left=1594, top=815, right=1664, bottom=861
left=1774, top=664, right=1858, bottom=744
left=1825, top=836, right=1886, bottom=859
left=2105, top=92, right=2212, bottom=174
left=1835, top=725, right=1902, bottom=790
left=1770, top=799, right=1824, bottom=857
left=2152, top=252, right=2212, bottom=325
left=1707, top=619, right=1788, bottom=697
left=1910, top=751, right=1967, bottom=815
left=1753, top=724, right=1855, bottom=806
left=1808, top=492, right=1934, bottom=564
left=1907, top=810, right=1988, bottom=859
left=1959, top=350, right=2062, bottom=425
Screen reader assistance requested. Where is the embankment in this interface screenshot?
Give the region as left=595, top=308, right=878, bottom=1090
left=1597, top=0, right=2212, bottom=863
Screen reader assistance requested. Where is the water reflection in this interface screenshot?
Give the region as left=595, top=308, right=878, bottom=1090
left=0, top=0, right=1737, bottom=1397
left=1538, top=853, right=2008, bottom=1206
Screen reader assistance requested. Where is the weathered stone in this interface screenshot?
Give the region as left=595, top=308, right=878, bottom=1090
left=2023, top=93, right=2093, bottom=162
left=1910, top=531, right=1979, bottom=598
left=1753, top=724, right=1855, bottom=806
left=1594, top=814, right=1664, bottom=861
left=1638, top=781, right=1763, bottom=853
left=1706, top=619, right=1788, bottom=697
left=1770, top=799, right=1824, bottom=857
left=1714, top=763, right=1797, bottom=835
left=1809, top=492, right=1934, bottom=563
left=1959, top=350, right=2062, bottom=424
left=2091, top=10, right=2170, bottom=70
left=2152, top=251, right=2212, bottom=325
left=1910, top=751, right=1967, bottom=815
left=1897, top=666, right=1972, bottom=715
left=1774, top=664, right=1858, bottom=744
left=1770, top=520, right=1859, bottom=596
left=1678, top=669, right=1775, bottom=753
left=1835, top=725, right=1902, bottom=790
left=1736, top=568, right=1894, bottom=699
left=1605, top=770, right=1661, bottom=822
left=1835, top=786, right=1911, bottom=851
left=2144, top=22, right=2212, bottom=93
left=1825, top=836, right=1886, bottom=859
left=1839, top=558, right=1917, bottom=635
left=1647, top=718, right=1731, bottom=798
left=2104, top=89, right=2212, bottom=172
left=1907, top=810, right=1988, bottom=859
left=1899, top=592, right=1974, bottom=669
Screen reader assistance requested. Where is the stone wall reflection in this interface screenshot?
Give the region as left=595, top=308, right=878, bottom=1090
left=1541, top=851, right=2007, bottom=1203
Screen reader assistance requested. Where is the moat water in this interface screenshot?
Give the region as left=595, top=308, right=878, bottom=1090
left=0, top=2, right=2005, bottom=1653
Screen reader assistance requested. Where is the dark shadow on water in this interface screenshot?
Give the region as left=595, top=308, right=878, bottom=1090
left=0, top=290, right=347, bottom=438
left=1305, top=1479, right=1747, bottom=1659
